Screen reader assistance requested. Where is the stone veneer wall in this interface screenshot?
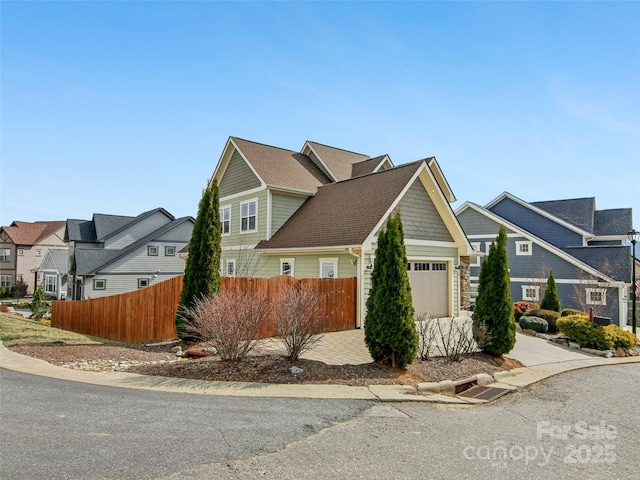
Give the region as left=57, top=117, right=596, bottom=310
left=459, top=256, right=471, bottom=311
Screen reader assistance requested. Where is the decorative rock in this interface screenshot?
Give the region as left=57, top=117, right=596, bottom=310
left=475, top=373, right=494, bottom=386
left=203, top=347, right=218, bottom=354
left=580, top=347, right=613, bottom=358
left=289, top=366, right=304, bottom=375
left=492, top=370, right=515, bottom=381
left=522, top=329, right=538, bottom=336
left=568, top=341, right=580, bottom=350
left=170, top=346, right=182, bottom=353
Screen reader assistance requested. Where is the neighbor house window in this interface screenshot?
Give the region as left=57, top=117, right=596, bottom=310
left=138, top=278, right=149, bottom=288
left=515, top=241, right=532, bottom=256
left=240, top=199, right=257, bottom=232
left=280, top=259, right=294, bottom=276
left=470, top=243, right=481, bottom=266
left=586, top=288, right=606, bottom=306
left=165, top=246, right=176, bottom=256
left=470, top=284, right=479, bottom=303
left=320, top=259, right=338, bottom=278
left=17, top=275, right=23, bottom=282
left=522, top=285, right=540, bottom=302
left=17, top=249, right=24, bottom=256
left=0, top=275, right=11, bottom=287
left=93, top=279, right=106, bottom=290
left=147, top=246, right=159, bottom=256
left=220, top=205, right=231, bottom=235
left=35, top=249, right=42, bottom=257
left=0, top=249, right=10, bottom=262
left=226, top=259, right=236, bottom=277
left=44, top=275, right=57, bottom=294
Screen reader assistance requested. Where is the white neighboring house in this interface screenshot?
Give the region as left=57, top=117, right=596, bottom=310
left=35, top=249, right=69, bottom=300
left=65, top=208, right=194, bottom=299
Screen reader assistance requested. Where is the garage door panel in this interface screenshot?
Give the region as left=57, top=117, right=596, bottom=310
left=408, top=263, right=448, bottom=317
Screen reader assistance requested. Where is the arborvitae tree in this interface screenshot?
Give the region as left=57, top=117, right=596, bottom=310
left=29, top=286, right=50, bottom=320
left=364, top=211, right=418, bottom=368
left=176, top=179, right=222, bottom=338
left=473, top=225, right=516, bottom=355
left=540, top=269, right=561, bottom=312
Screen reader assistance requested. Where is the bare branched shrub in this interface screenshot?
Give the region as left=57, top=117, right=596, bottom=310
left=415, top=312, right=439, bottom=361
left=271, top=284, right=326, bottom=362
left=180, top=289, right=271, bottom=361
left=432, top=318, right=491, bottom=362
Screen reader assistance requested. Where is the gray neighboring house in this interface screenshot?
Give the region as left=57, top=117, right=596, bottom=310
left=65, top=208, right=194, bottom=299
left=35, top=249, right=69, bottom=300
left=456, top=192, right=633, bottom=326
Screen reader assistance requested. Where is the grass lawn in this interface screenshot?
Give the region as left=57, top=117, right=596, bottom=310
left=0, top=312, right=103, bottom=347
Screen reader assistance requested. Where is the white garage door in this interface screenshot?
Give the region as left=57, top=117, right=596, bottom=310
left=407, top=262, right=449, bottom=317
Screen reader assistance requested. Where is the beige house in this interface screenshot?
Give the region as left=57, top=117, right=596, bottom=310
left=0, top=221, right=67, bottom=295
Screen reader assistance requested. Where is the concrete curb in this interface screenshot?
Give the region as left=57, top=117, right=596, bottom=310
left=2, top=342, right=640, bottom=403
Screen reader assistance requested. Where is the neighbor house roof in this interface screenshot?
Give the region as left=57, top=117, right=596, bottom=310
left=2, top=221, right=65, bottom=245
left=531, top=197, right=596, bottom=233
left=351, top=155, right=391, bottom=178
left=256, top=161, right=424, bottom=250
left=593, top=209, right=633, bottom=236
left=37, top=248, right=69, bottom=275
left=74, top=217, right=194, bottom=275
left=231, top=137, right=332, bottom=193
left=564, top=245, right=631, bottom=282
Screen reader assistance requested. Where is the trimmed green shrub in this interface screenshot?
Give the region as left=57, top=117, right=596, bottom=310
left=561, top=308, right=588, bottom=317
left=604, top=325, right=637, bottom=350
left=540, top=269, right=561, bottom=312
left=556, top=315, right=612, bottom=351
left=524, top=308, right=561, bottom=333
left=519, top=316, right=548, bottom=333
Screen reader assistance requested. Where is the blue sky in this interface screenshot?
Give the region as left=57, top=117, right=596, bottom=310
left=2, top=1, right=639, bottom=231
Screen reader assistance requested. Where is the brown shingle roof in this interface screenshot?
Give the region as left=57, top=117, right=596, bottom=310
left=231, top=137, right=331, bottom=192
left=306, top=141, right=370, bottom=182
left=351, top=155, right=390, bottom=178
left=256, top=161, right=423, bottom=250
left=2, top=221, right=66, bottom=245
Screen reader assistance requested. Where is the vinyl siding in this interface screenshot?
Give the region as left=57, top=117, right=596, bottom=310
left=456, top=208, right=515, bottom=236
left=81, top=273, right=178, bottom=299
left=220, top=189, right=269, bottom=248
left=219, top=150, right=262, bottom=198
left=490, top=197, right=584, bottom=248
left=99, top=241, right=188, bottom=275
left=398, top=180, right=453, bottom=242
left=270, top=192, right=308, bottom=237
left=105, top=211, right=172, bottom=249
left=219, top=252, right=357, bottom=279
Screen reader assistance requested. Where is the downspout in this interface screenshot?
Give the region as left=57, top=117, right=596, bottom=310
left=347, top=248, right=363, bottom=329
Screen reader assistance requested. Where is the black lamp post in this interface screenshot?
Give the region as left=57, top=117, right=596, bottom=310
left=629, top=229, right=639, bottom=335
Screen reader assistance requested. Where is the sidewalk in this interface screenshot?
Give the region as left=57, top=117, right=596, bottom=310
left=2, top=331, right=639, bottom=403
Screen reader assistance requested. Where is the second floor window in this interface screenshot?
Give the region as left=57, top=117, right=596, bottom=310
left=220, top=206, right=231, bottom=235
left=240, top=200, right=257, bottom=232
left=0, top=249, right=9, bottom=262
left=148, top=246, right=159, bottom=256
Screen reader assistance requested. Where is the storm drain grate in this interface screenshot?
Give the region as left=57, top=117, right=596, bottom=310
left=457, top=385, right=512, bottom=402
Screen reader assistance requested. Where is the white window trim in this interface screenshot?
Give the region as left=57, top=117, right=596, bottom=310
left=586, top=288, right=607, bottom=306
left=44, top=275, right=57, bottom=294
left=521, top=285, right=540, bottom=302
left=226, top=259, right=236, bottom=277
left=17, top=249, right=24, bottom=256
left=148, top=246, right=159, bottom=256
left=165, top=246, right=176, bottom=256
left=319, top=258, right=338, bottom=278
left=138, top=278, right=150, bottom=288
left=515, top=241, right=533, bottom=256
left=35, top=249, right=42, bottom=257
left=280, top=258, right=295, bottom=277
left=220, top=205, right=231, bottom=236
left=94, top=279, right=106, bottom=290
left=470, top=243, right=481, bottom=266
left=240, top=198, right=258, bottom=234
left=0, top=275, right=12, bottom=287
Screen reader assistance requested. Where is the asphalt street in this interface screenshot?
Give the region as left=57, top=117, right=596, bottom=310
left=1, top=364, right=639, bottom=480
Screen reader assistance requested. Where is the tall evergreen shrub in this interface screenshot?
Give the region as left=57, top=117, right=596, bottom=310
left=540, top=269, right=561, bottom=312
left=364, top=211, right=418, bottom=368
left=473, top=225, right=516, bottom=355
left=176, top=179, right=222, bottom=338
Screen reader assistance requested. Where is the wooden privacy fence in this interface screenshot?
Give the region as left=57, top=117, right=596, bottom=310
left=52, top=275, right=357, bottom=344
